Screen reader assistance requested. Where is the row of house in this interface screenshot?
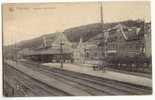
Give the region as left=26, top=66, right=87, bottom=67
left=73, top=22, right=151, bottom=65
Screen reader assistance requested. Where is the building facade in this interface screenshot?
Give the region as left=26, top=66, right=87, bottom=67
left=98, top=23, right=151, bottom=66
left=73, top=38, right=102, bottom=65
left=144, top=23, right=151, bottom=58
left=19, top=32, right=74, bottom=63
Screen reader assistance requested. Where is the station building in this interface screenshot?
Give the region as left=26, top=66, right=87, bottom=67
left=18, top=32, right=74, bottom=63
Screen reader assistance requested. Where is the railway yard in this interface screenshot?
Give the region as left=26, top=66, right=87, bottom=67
left=2, top=1, right=152, bottom=97
left=3, top=60, right=152, bottom=97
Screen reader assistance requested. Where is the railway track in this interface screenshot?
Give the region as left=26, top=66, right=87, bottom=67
left=19, top=61, right=152, bottom=95
left=20, top=62, right=111, bottom=95
left=51, top=68, right=152, bottom=94
left=4, top=63, right=72, bottom=96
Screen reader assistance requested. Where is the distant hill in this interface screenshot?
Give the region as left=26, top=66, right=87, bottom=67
left=16, top=33, right=58, bottom=49
left=4, top=20, right=145, bottom=52
left=64, top=20, right=144, bottom=43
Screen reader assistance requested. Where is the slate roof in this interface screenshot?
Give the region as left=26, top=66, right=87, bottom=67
left=119, top=24, right=142, bottom=41
left=123, top=27, right=141, bottom=40
left=92, top=24, right=143, bottom=46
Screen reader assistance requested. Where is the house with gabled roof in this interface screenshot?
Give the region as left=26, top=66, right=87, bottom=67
left=73, top=37, right=103, bottom=65
left=98, top=23, right=145, bottom=60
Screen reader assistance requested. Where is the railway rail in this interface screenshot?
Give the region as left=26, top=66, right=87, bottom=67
left=3, top=60, right=152, bottom=96
left=4, top=63, right=71, bottom=96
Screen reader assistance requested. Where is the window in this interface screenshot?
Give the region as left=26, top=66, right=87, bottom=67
left=114, top=36, right=117, bottom=41
left=86, top=52, right=89, bottom=58
left=128, top=45, right=132, bottom=49
left=120, top=36, right=122, bottom=40
left=94, top=52, right=97, bottom=56
left=136, top=45, right=139, bottom=49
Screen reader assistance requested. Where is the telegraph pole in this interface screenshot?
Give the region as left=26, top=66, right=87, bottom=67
left=43, top=36, right=47, bottom=48
left=100, top=2, right=104, bottom=29
left=60, top=39, right=64, bottom=69
left=15, top=38, right=18, bottom=63
left=100, top=2, right=106, bottom=72
left=99, top=2, right=107, bottom=57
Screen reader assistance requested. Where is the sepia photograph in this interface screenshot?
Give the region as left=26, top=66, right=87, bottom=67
left=2, top=1, right=152, bottom=97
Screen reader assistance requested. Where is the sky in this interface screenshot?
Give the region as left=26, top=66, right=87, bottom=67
left=3, top=1, right=151, bottom=45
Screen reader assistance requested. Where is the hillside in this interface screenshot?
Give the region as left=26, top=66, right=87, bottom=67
left=4, top=20, right=144, bottom=51
left=64, top=20, right=144, bottom=43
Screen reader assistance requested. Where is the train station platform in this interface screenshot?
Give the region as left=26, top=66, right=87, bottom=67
left=43, top=63, right=152, bottom=88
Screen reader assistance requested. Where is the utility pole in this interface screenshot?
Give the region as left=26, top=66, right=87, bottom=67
left=99, top=2, right=107, bottom=57
left=43, top=36, right=47, bottom=48
left=100, top=2, right=104, bottom=29
left=15, top=43, right=17, bottom=63
left=60, top=39, right=64, bottom=69
left=15, top=38, right=18, bottom=63
left=142, top=20, right=145, bottom=55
